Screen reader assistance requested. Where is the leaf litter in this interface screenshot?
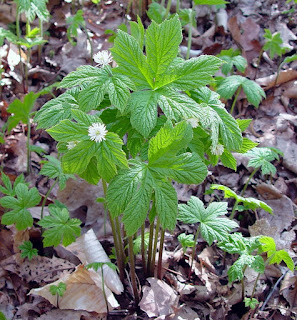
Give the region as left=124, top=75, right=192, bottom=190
left=0, top=0, right=297, bottom=319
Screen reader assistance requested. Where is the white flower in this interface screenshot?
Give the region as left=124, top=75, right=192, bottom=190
left=93, top=50, right=112, bottom=67
left=88, top=123, right=107, bottom=143
left=211, top=144, right=224, bottom=156
left=187, top=118, right=199, bottom=128
left=67, top=141, right=80, bottom=150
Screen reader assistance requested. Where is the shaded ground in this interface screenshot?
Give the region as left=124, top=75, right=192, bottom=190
left=0, top=0, right=297, bottom=319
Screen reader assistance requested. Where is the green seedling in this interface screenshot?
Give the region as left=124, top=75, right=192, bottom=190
left=210, top=184, right=272, bottom=219
left=33, top=16, right=248, bottom=302
left=6, top=92, right=38, bottom=173
left=243, top=147, right=283, bottom=195
left=38, top=202, right=81, bottom=247
left=177, top=233, right=195, bottom=254
left=0, top=183, right=41, bottom=230
left=19, top=240, right=38, bottom=260
left=263, top=29, right=288, bottom=60
left=217, top=75, right=266, bottom=114
left=85, top=261, right=118, bottom=312
left=178, top=196, right=238, bottom=276
left=244, top=297, right=259, bottom=310
left=50, top=282, right=67, bottom=308
left=66, top=9, right=93, bottom=61
left=39, top=155, right=75, bottom=219
left=217, top=48, right=247, bottom=75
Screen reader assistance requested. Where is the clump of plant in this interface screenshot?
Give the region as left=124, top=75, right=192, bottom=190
left=50, top=282, right=67, bottom=307
left=219, top=233, right=294, bottom=309
left=217, top=48, right=247, bottom=76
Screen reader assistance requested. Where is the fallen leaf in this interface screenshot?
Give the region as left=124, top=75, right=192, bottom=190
left=65, top=229, right=123, bottom=295
left=256, top=69, right=297, bottom=90
left=29, top=265, right=119, bottom=314
left=139, top=277, right=179, bottom=318
left=38, top=309, right=102, bottom=320
left=280, top=274, right=297, bottom=312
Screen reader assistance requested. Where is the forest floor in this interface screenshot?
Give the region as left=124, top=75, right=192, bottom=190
left=0, top=0, right=297, bottom=319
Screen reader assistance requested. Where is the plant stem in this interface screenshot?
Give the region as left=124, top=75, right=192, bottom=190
left=82, top=25, right=93, bottom=63
left=176, top=0, right=180, bottom=12
left=128, top=236, right=139, bottom=305
left=146, top=220, right=155, bottom=277
left=241, top=265, right=248, bottom=299
left=241, top=168, right=258, bottom=196
left=251, top=272, right=261, bottom=299
left=230, top=86, right=242, bottom=115
left=157, top=228, right=165, bottom=279
left=115, top=216, right=126, bottom=268
left=141, top=224, right=146, bottom=276
left=26, top=118, right=31, bottom=174
left=102, top=179, right=125, bottom=282
left=41, top=179, right=58, bottom=219
left=161, top=0, right=165, bottom=7
left=229, top=198, right=239, bottom=220
left=254, top=48, right=264, bottom=80
left=186, top=15, right=193, bottom=60
left=16, top=7, right=26, bottom=93
left=189, top=226, right=200, bottom=279
left=101, top=266, right=109, bottom=313
left=150, top=217, right=160, bottom=276
left=164, top=0, right=172, bottom=19
left=38, top=19, right=44, bottom=64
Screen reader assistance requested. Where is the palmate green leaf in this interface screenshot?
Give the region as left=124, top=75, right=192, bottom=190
left=220, top=149, right=237, bottom=170
left=217, top=75, right=265, bottom=108
left=133, top=232, right=150, bottom=255
left=219, top=233, right=261, bottom=255
left=245, top=147, right=280, bottom=175
left=244, top=297, right=259, bottom=310
left=129, top=90, right=159, bottom=137
left=40, top=155, right=75, bottom=190
left=0, top=172, right=26, bottom=196
left=237, top=119, right=252, bottom=132
left=19, top=240, right=38, bottom=261
left=147, top=2, right=166, bottom=23
left=0, top=27, right=18, bottom=46
left=146, top=16, right=182, bottom=87
left=148, top=121, right=192, bottom=164
left=217, top=48, right=247, bottom=75
left=157, top=55, right=222, bottom=90
left=34, top=89, right=79, bottom=129
left=50, top=282, right=67, bottom=297
left=263, top=29, right=284, bottom=59
left=260, top=236, right=294, bottom=270
left=237, top=138, right=258, bottom=153
left=178, top=233, right=195, bottom=253
left=1, top=183, right=41, bottom=230
left=228, top=254, right=254, bottom=282
left=130, top=16, right=145, bottom=49
left=157, top=89, right=201, bottom=121
left=7, top=92, right=38, bottom=131
left=111, top=30, right=152, bottom=88
left=178, top=197, right=238, bottom=245
left=38, top=205, right=81, bottom=247
left=210, top=184, right=273, bottom=214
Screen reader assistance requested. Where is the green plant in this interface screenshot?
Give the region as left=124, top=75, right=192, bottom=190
left=177, top=233, right=195, bottom=253
left=217, top=75, right=265, bottom=114
left=178, top=196, right=238, bottom=276
left=19, top=240, right=38, bottom=260
left=210, top=184, right=272, bottom=219
left=50, top=282, right=67, bottom=307
left=243, top=147, right=283, bottom=195
left=66, top=9, right=93, bottom=61
left=217, top=48, right=247, bottom=75
left=263, top=29, right=288, bottom=60
left=0, top=311, right=7, bottom=320
left=32, top=16, right=250, bottom=303
left=6, top=92, right=38, bottom=173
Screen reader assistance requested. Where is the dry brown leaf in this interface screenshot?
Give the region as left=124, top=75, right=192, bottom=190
left=29, top=265, right=119, bottom=314
left=65, top=229, right=123, bottom=295
left=280, top=274, right=297, bottom=312
left=256, top=69, right=297, bottom=90
left=38, top=309, right=102, bottom=320
left=139, top=277, right=179, bottom=318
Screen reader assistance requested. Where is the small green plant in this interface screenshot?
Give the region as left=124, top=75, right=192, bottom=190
left=85, top=261, right=118, bottom=311
left=0, top=311, right=7, bottom=320
left=210, top=184, right=272, bottom=219
left=217, top=48, right=247, bottom=75
left=19, top=240, right=38, bottom=260
left=244, top=297, right=259, bottom=310
left=243, top=147, right=283, bottom=195
left=38, top=202, right=81, bottom=247
left=178, top=196, right=238, bottom=275
left=66, top=9, right=93, bottom=61
left=0, top=172, right=27, bottom=196
left=177, top=233, right=195, bottom=253
left=50, top=282, right=67, bottom=307
left=263, top=29, right=288, bottom=60
left=217, top=75, right=265, bottom=114
left=0, top=183, right=41, bottom=230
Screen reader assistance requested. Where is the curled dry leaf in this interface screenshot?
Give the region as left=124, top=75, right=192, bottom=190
left=139, top=277, right=179, bottom=318
left=256, top=69, right=297, bottom=90
left=29, top=265, right=119, bottom=314
left=65, top=229, right=123, bottom=295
